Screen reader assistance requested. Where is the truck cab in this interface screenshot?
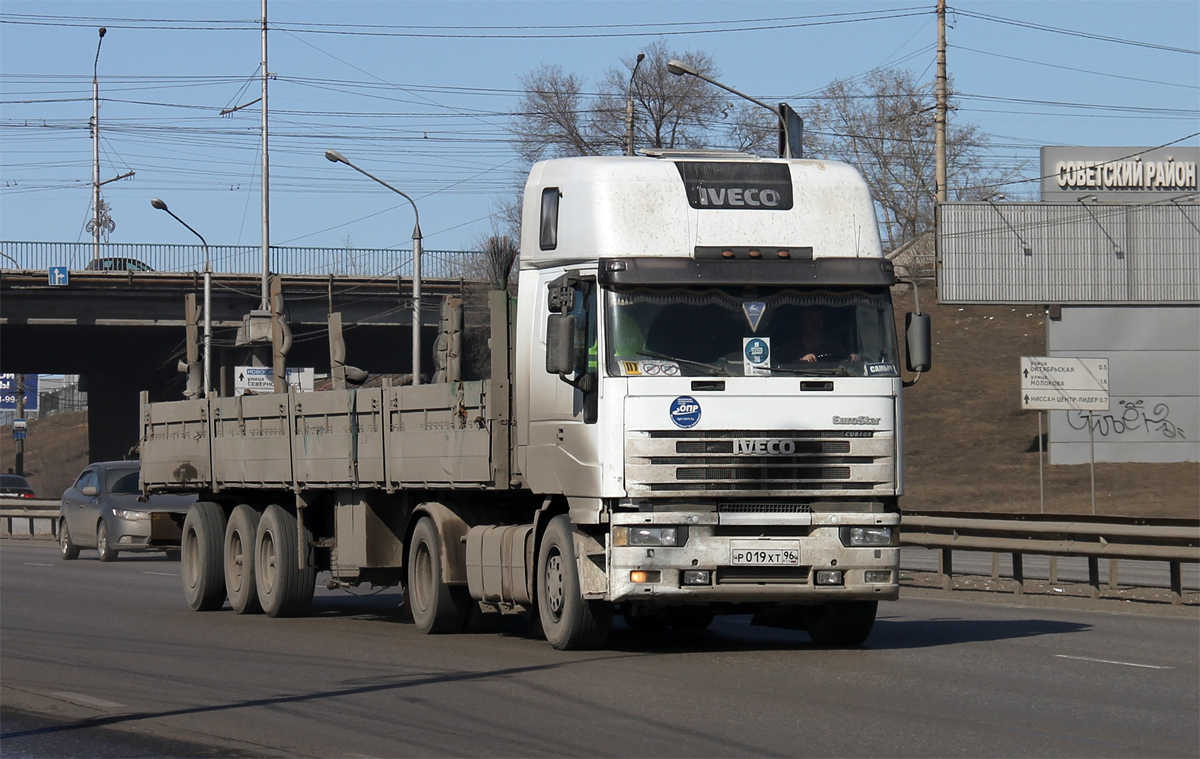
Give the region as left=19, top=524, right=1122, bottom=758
left=513, top=152, right=924, bottom=643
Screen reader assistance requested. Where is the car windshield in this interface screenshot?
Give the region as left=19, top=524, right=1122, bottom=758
left=604, top=286, right=898, bottom=378
left=109, top=470, right=140, bottom=494
left=0, top=474, right=31, bottom=489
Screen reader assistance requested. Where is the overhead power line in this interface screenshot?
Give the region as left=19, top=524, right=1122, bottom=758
left=950, top=7, right=1200, bottom=55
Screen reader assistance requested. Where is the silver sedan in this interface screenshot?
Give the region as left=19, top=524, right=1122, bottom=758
left=59, top=461, right=195, bottom=561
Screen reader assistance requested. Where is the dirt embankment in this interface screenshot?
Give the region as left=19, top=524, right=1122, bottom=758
left=896, top=283, right=1198, bottom=519
left=1, top=411, right=88, bottom=499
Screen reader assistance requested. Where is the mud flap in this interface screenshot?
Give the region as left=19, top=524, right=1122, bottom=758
left=572, top=530, right=608, bottom=600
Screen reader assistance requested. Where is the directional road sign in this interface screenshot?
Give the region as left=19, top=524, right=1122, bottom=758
left=234, top=366, right=315, bottom=397
left=1020, top=356, right=1109, bottom=411
left=48, top=267, right=69, bottom=286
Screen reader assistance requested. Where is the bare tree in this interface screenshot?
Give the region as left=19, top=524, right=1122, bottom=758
left=513, top=65, right=597, bottom=163
left=801, top=68, right=1023, bottom=250
left=512, top=40, right=733, bottom=163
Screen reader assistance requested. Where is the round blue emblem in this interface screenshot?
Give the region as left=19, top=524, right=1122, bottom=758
left=669, top=395, right=702, bottom=429
left=744, top=338, right=770, bottom=365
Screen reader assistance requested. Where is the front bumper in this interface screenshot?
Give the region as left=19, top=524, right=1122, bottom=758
left=607, top=510, right=900, bottom=604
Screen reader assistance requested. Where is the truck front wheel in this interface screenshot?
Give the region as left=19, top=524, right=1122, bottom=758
left=537, top=515, right=612, bottom=650
left=181, top=502, right=228, bottom=611
left=255, top=504, right=315, bottom=618
left=407, top=517, right=469, bottom=634
left=804, top=601, right=878, bottom=646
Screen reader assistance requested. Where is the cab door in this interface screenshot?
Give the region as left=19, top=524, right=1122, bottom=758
left=525, top=274, right=603, bottom=497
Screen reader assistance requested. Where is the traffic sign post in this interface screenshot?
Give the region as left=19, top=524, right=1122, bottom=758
left=1020, top=356, right=1110, bottom=515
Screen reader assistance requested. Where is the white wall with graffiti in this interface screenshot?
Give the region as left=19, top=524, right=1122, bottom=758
left=1048, top=305, right=1198, bottom=464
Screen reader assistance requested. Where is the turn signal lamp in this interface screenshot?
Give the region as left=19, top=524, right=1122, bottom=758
left=630, top=570, right=661, bottom=584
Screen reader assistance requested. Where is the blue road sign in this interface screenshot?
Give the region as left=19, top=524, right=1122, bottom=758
left=48, top=266, right=69, bottom=286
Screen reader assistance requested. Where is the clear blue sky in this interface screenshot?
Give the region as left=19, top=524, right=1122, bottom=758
left=2, top=1, right=1197, bottom=256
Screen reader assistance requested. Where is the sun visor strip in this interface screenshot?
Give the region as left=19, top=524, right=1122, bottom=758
left=598, top=257, right=896, bottom=287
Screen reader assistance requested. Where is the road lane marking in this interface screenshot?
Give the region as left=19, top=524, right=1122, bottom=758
left=1055, top=654, right=1172, bottom=670
left=23, top=562, right=54, bottom=567
left=144, top=571, right=180, bottom=576
left=52, top=692, right=127, bottom=710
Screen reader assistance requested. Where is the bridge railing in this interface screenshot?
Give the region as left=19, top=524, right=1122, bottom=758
left=1, top=241, right=487, bottom=279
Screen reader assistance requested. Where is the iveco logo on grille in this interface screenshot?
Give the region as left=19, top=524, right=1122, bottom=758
left=735, top=439, right=796, bottom=455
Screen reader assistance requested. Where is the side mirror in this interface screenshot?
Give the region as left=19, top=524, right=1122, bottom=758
left=546, top=313, right=577, bottom=375
left=905, top=312, right=932, bottom=373
left=81, top=485, right=99, bottom=497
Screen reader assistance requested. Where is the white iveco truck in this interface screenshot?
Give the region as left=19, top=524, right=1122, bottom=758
left=138, top=150, right=930, bottom=650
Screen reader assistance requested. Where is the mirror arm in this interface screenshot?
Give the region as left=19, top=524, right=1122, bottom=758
left=902, top=370, right=922, bottom=389
left=559, top=371, right=596, bottom=393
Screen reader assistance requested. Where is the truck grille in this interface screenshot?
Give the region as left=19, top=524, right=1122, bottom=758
left=626, top=429, right=894, bottom=497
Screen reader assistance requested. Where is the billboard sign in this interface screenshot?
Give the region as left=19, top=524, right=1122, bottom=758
left=0, top=374, right=38, bottom=411
left=1041, top=146, right=1199, bottom=202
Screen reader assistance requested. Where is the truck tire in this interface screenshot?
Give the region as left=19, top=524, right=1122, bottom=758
left=255, top=504, right=315, bottom=618
left=59, top=519, right=79, bottom=560
left=96, top=521, right=118, bottom=562
left=224, top=505, right=263, bottom=614
left=537, top=515, right=612, bottom=650
left=804, top=601, right=878, bottom=646
left=182, top=502, right=228, bottom=611
left=407, top=517, right=469, bottom=634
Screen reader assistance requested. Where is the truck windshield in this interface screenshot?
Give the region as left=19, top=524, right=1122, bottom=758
left=604, top=286, right=899, bottom=378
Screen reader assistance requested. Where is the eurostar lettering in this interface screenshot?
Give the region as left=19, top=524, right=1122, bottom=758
left=833, top=415, right=881, bottom=426
left=695, top=187, right=783, bottom=208
left=735, top=439, right=796, bottom=455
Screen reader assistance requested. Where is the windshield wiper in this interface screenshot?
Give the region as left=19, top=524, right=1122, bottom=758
left=767, top=365, right=851, bottom=377
left=635, top=349, right=730, bottom=377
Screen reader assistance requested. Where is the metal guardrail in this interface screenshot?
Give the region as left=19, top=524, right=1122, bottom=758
left=0, top=498, right=59, bottom=540
left=901, top=511, right=1200, bottom=603
left=1, top=241, right=487, bottom=279
left=4, top=501, right=1196, bottom=604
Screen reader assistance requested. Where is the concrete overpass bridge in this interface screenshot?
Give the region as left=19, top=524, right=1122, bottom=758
left=1, top=242, right=489, bottom=463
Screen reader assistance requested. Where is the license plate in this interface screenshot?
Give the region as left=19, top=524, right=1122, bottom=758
left=730, top=540, right=801, bottom=566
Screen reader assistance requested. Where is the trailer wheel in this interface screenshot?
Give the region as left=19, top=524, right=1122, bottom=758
left=804, top=601, right=878, bottom=646
left=96, top=521, right=118, bottom=562
left=182, top=502, right=228, bottom=611
left=255, top=504, right=315, bottom=618
left=59, top=519, right=79, bottom=560
left=537, top=515, right=612, bottom=650
left=407, top=517, right=469, bottom=634
left=224, top=505, right=263, bottom=614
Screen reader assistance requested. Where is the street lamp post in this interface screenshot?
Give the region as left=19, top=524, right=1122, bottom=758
left=91, top=27, right=106, bottom=263
left=151, top=199, right=212, bottom=399
left=624, top=53, right=645, bottom=157
left=324, top=149, right=424, bottom=385
left=666, top=59, right=800, bottom=159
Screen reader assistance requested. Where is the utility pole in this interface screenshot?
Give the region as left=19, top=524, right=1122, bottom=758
left=259, top=0, right=271, bottom=311
left=935, top=0, right=948, bottom=204
left=14, top=375, right=25, bottom=477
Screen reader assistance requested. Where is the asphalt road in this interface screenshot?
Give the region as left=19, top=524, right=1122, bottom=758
left=2, top=541, right=1197, bottom=758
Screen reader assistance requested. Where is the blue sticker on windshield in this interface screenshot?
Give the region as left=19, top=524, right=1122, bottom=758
left=866, top=363, right=897, bottom=376
left=743, top=302, right=766, bottom=332
left=669, top=396, right=702, bottom=428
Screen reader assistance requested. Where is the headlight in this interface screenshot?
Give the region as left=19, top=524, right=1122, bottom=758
left=112, top=509, right=150, bottom=521
left=613, top=526, right=686, bottom=547
left=840, top=526, right=894, bottom=547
